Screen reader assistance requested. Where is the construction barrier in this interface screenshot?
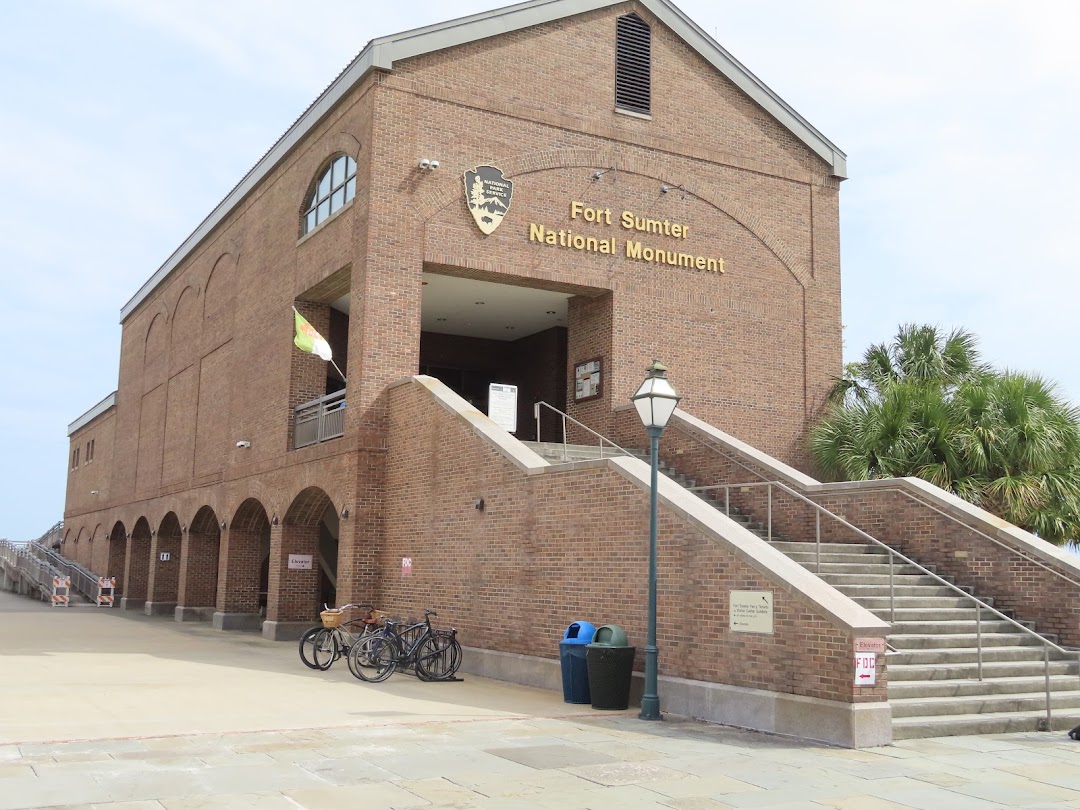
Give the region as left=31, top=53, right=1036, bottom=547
left=51, top=575, right=71, bottom=607
left=96, top=577, right=116, bottom=607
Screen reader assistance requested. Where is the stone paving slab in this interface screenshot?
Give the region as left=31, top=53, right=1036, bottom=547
left=4, top=590, right=1080, bottom=808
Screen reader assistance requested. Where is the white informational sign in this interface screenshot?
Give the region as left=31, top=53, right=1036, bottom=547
left=159, top=552, right=171, bottom=562
left=287, top=554, right=313, bottom=571
left=729, top=590, right=774, bottom=634
left=855, top=653, right=877, bottom=685
left=401, top=556, right=413, bottom=576
left=488, top=383, right=518, bottom=433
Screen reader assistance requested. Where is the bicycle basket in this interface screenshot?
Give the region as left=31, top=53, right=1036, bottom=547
left=320, top=609, right=344, bottom=629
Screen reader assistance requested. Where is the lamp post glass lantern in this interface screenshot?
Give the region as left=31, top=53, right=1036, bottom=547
left=631, top=360, right=680, bottom=720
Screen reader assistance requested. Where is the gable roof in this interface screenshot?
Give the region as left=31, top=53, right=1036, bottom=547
left=120, top=0, right=846, bottom=321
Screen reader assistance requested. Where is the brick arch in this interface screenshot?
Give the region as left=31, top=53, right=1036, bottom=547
left=204, top=252, right=237, bottom=327
left=178, top=505, right=221, bottom=615
left=283, top=486, right=336, bottom=528
left=124, top=516, right=153, bottom=608
left=414, top=147, right=812, bottom=289
left=148, top=512, right=182, bottom=610
left=232, top=497, right=272, bottom=533
left=219, top=498, right=271, bottom=620
left=107, top=521, right=126, bottom=589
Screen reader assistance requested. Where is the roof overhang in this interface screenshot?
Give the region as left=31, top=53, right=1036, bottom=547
left=68, top=392, right=117, bottom=436
left=119, top=0, right=847, bottom=322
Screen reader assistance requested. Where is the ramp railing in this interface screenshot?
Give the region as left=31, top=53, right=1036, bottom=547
left=28, top=541, right=115, bottom=607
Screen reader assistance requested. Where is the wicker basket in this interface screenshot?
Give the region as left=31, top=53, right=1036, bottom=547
left=320, top=609, right=344, bottom=629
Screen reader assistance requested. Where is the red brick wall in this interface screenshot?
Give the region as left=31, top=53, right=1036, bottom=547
left=377, top=380, right=883, bottom=704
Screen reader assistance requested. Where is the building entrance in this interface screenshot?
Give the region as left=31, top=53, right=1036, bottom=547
left=419, top=271, right=577, bottom=441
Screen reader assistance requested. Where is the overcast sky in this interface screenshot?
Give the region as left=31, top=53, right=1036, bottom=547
left=1, top=0, right=1077, bottom=541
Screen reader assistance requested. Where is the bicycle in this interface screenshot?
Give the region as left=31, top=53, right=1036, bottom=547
left=298, top=603, right=381, bottom=671
left=348, top=608, right=462, bottom=683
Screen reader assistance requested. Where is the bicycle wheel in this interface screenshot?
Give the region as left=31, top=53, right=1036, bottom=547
left=349, top=633, right=399, bottom=683
left=298, top=626, right=325, bottom=670
left=311, top=628, right=339, bottom=671
left=416, top=632, right=462, bottom=681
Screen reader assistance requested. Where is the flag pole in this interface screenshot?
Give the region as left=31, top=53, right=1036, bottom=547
left=292, top=306, right=347, bottom=383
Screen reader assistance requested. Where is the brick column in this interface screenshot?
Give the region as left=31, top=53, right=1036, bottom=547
left=263, top=522, right=320, bottom=641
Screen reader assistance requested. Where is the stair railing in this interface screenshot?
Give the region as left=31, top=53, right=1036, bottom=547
left=672, top=424, right=1080, bottom=595
left=28, top=541, right=112, bottom=606
left=532, top=401, right=634, bottom=462
left=690, top=478, right=1080, bottom=731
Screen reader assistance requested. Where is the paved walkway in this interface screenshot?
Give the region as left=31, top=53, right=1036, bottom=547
left=2, top=591, right=1080, bottom=809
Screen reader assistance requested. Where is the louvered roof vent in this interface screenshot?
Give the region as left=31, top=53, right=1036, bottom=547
left=615, top=13, right=651, bottom=116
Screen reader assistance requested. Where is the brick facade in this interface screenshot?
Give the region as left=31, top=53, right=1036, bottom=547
left=58, top=1, right=873, bottom=717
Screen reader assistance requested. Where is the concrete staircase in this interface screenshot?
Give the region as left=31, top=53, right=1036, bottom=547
left=526, top=442, right=1080, bottom=739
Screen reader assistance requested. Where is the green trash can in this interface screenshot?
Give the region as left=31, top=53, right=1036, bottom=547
left=585, top=624, right=636, bottom=710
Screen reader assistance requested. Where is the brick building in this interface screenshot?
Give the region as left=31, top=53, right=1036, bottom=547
left=64, top=0, right=907, bottom=745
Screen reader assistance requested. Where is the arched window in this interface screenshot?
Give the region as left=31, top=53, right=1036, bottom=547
left=303, top=155, right=356, bottom=234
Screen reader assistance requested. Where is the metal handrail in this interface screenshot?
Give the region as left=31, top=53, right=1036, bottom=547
left=532, top=401, right=635, bottom=462
left=294, top=389, right=346, bottom=449
left=29, top=541, right=107, bottom=603
left=671, top=423, right=1080, bottom=604
left=691, top=478, right=1079, bottom=729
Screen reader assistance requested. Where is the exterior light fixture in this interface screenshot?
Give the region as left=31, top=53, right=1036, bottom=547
left=340, top=507, right=349, bottom=519
left=221, top=520, right=227, bottom=530
left=271, top=515, right=279, bottom=526
left=631, top=360, right=681, bottom=721
left=474, top=498, right=485, bottom=511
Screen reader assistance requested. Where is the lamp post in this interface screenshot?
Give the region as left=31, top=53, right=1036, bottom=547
left=631, top=360, right=681, bottom=721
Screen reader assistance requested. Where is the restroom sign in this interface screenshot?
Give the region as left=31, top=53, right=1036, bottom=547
left=855, top=653, right=877, bottom=685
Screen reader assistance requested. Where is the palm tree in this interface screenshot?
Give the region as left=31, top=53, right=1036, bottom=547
left=812, top=325, right=1080, bottom=544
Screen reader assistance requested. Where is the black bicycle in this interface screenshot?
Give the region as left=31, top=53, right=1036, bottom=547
left=298, top=603, right=380, bottom=671
left=348, top=609, right=462, bottom=683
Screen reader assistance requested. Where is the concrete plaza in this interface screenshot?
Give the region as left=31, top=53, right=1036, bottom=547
left=2, top=591, right=1080, bottom=809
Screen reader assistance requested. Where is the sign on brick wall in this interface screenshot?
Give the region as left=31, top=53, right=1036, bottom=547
left=729, top=590, right=773, bottom=634
left=855, top=653, right=877, bottom=685
left=288, top=554, right=313, bottom=571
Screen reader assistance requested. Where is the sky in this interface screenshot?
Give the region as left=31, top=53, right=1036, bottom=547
left=1, top=0, right=1078, bottom=541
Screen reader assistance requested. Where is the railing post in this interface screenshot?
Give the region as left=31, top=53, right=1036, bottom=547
left=561, top=415, right=567, bottom=462
left=767, top=483, right=772, bottom=542
left=1046, top=644, right=1053, bottom=731
left=724, top=486, right=730, bottom=517
left=815, top=510, right=821, bottom=574
left=975, top=602, right=982, bottom=681
left=534, top=402, right=540, bottom=443
left=888, top=550, right=895, bottom=624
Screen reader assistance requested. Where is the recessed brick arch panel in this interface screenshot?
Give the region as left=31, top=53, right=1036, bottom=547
left=179, top=505, right=220, bottom=611
left=124, top=517, right=153, bottom=606
left=218, top=498, right=271, bottom=615
left=147, top=512, right=182, bottom=606
left=414, top=147, right=812, bottom=289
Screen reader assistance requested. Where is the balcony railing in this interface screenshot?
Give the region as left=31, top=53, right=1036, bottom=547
left=294, top=390, right=346, bottom=449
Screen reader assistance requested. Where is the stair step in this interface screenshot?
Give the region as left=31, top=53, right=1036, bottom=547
left=888, top=646, right=1068, bottom=666
left=795, top=562, right=926, bottom=576
left=868, top=608, right=991, bottom=622
left=819, top=574, right=942, bottom=587
left=888, top=634, right=1049, bottom=651
left=833, top=584, right=964, bottom=598
left=858, top=595, right=993, bottom=609
left=888, top=659, right=1077, bottom=681
left=888, top=619, right=1025, bottom=635
left=770, top=541, right=884, bottom=555
left=892, top=709, right=1080, bottom=739
left=888, top=674, right=1080, bottom=699
left=890, top=690, right=1080, bottom=718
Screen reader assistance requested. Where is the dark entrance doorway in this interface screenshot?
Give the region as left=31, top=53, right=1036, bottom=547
left=419, top=272, right=570, bottom=440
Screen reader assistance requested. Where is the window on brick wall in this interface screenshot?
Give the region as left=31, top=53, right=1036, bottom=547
left=615, top=13, right=651, bottom=116
left=302, top=155, right=356, bottom=235
left=71, top=447, right=79, bottom=470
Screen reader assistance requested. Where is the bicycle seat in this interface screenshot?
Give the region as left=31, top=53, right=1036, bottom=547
left=424, top=609, right=437, bottom=617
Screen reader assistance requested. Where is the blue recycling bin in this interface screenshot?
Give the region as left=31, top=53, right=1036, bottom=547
left=559, top=621, right=597, bottom=703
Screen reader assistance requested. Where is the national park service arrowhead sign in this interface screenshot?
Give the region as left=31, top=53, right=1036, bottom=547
left=464, top=165, right=512, bottom=234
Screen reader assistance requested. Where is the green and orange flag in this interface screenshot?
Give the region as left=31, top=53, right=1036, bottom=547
left=292, top=309, right=333, bottom=361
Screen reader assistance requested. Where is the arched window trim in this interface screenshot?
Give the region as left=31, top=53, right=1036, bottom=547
left=301, top=154, right=357, bottom=235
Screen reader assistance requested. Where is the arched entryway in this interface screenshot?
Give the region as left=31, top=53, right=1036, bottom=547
left=146, top=512, right=181, bottom=615
left=107, top=522, right=126, bottom=592
left=121, top=517, right=152, bottom=610
left=176, top=505, right=221, bottom=622
left=264, top=487, right=339, bottom=640
left=212, top=498, right=270, bottom=632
